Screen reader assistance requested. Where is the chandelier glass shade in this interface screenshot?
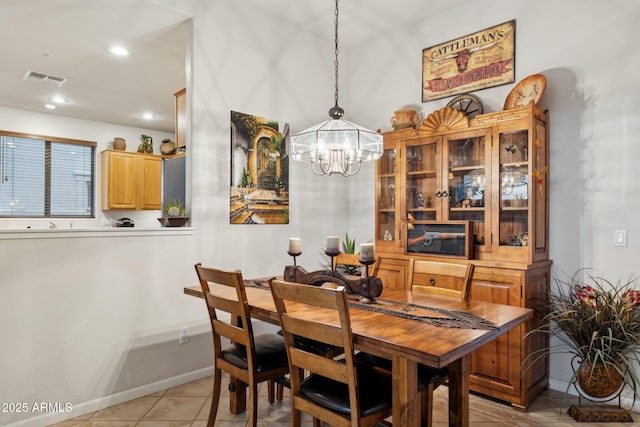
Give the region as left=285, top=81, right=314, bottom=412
left=290, top=0, right=383, bottom=176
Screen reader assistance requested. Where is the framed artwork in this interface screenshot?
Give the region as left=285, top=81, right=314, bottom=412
left=230, top=111, right=290, bottom=224
left=422, top=20, right=515, bottom=102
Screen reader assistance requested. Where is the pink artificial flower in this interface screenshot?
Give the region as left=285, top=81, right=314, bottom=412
left=621, top=289, right=640, bottom=309
left=575, top=285, right=598, bottom=308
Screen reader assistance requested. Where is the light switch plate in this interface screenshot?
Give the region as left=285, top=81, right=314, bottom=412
left=614, top=229, right=627, bottom=247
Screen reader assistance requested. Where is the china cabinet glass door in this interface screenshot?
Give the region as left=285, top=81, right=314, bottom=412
left=377, top=148, right=396, bottom=242
left=498, top=130, right=529, bottom=248
left=405, top=140, right=437, bottom=222
left=444, top=129, right=491, bottom=251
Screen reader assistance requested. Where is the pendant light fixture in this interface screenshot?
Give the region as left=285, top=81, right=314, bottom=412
left=290, top=0, right=383, bottom=176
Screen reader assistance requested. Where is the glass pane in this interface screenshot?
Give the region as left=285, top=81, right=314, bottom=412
left=0, top=137, right=44, bottom=216
left=499, top=130, right=529, bottom=247
left=446, top=135, right=486, bottom=248
left=378, top=148, right=396, bottom=241
left=448, top=137, right=484, bottom=168
left=406, top=143, right=436, bottom=221
left=50, top=143, right=95, bottom=216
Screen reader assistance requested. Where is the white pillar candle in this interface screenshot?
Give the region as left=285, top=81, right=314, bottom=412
left=289, top=237, right=302, bottom=253
left=326, top=236, right=340, bottom=252
left=359, top=243, right=375, bottom=262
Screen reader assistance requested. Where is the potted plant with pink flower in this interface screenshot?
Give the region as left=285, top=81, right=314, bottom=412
left=525, top=269, right=640, bottom=405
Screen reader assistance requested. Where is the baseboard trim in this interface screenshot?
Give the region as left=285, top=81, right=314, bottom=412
left=3, top=366, right=214, bottom=427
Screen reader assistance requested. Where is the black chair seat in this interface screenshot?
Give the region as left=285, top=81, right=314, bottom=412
left=221, top=333, right=289, bottom=372
left=278, top=329, right=341, bottom=357
left=299, top=363, right=392, bottom=417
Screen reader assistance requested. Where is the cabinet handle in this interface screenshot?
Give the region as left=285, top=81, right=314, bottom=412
left=429, top=278, right=436, bottom=286
left=436, top=190, right=449, bottom=198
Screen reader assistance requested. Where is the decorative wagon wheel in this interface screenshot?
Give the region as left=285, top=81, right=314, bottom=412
left=446, top=94, right=483, bottom=118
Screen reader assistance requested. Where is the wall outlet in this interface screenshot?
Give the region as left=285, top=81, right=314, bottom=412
left=179, top=327, right=190, bottom=344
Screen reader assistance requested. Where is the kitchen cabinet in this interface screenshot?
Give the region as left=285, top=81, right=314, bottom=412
left=374, top=102, right=550, bottom=409
left=101, top=150, right=162, bottom=210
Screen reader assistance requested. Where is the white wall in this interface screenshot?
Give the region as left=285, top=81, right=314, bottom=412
left=2, top=1, right=640, bottom=425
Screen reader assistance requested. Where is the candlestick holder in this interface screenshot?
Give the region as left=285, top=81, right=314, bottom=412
left=287, top=251, right=302, bottom=282
left=325, top=249, right=340, bottom=272
left=358, top=258, right=377, bottom=304
left=287, top=251, right=302, bottom=266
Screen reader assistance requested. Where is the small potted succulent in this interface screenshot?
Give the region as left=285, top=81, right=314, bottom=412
left=158, top=198, right=189, bottom=227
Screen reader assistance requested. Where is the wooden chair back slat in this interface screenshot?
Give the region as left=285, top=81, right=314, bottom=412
left=409, top=259, right=475, bottom=301
left=332, top=253, right=381, bottom=277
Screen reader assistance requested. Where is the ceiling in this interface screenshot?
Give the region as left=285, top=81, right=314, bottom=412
left=0, top=0, right=189, bottom=133
left=0, top=0, right=472, bottom=133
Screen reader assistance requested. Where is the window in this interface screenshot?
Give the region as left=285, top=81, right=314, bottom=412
left=0, top=131, right=96, bottom=218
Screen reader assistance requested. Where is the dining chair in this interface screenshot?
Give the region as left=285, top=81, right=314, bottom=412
left=332, top=253, right=381, bottom=277
left=269, top=279, right=394, bottom=427
left=194, top=263, right=290, bottom=427
left=409, top=259, right=475, bottom=427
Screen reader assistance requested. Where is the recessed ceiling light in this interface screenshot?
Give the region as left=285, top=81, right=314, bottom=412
left=109, top=45, right=129, bottom=56
left=142, top=112, right=155, bottom=120
left=50, top=96, right=69, bottom=104
left=45, top=104, right=56, bottom=109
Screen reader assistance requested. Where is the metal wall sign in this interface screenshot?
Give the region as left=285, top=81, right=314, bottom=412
left=422, top=20, right=515, bottom=102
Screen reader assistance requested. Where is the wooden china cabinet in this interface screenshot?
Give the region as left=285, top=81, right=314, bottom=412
left=375, top=102, right=550, bottom=410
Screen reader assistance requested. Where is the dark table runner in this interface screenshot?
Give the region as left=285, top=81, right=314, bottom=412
left=247, top=278, right=496, bottom=330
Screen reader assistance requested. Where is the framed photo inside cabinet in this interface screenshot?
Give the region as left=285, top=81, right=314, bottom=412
left=230, top=111, right=290, bottom=224
left=406, top=221, right=472, bottom=259
left=422, top=20, right=515, bottom=102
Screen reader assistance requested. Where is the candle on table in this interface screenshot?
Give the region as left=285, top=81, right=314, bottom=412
left=359, top=243, right=375, bottom=262
left=288, top=237, right=302, bottom=253
left=326, top=236, right=340, bottom=253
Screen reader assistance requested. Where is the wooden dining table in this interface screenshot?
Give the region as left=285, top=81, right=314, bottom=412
left=184, top=280, right=532, bottom=427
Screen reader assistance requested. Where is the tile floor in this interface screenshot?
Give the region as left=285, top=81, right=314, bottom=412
left=50, top=374, right=639, bottom=427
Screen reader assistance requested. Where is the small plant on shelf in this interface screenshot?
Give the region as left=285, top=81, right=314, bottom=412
left=162, top=198, right=187, bottom=217
left=159, top=199, right=189, bottom=227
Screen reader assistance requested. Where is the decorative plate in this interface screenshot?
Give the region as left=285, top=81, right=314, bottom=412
left=503, top=74, right=546, bottom=110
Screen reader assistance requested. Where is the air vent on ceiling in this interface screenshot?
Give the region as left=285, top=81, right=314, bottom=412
left=22, top=70, right=67, bottom=87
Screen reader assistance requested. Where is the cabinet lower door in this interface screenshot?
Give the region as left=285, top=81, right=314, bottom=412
left=377, top=258, right=411, bottom=291
left=468, top=268, right=523, bottom=403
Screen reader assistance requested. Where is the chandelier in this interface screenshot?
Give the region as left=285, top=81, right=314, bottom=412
left=290, top=0, right=383, bottom=176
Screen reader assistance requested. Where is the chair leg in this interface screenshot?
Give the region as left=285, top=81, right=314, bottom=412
left=267, top=380, right=275, bottom=404
left=207, top=368, right=222, bottom=427
left=247, top=383, right=259, bottom=427
left=276, top=382, right=284, bottom=401
left=312, top=418, right=322, bottom=427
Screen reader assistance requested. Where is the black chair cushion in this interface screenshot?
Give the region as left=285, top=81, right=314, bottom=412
left=277, top=329, right=341, bottom=357
left=220, top=333, right=288, bottom=372
left=299, top=362, right=392, bottom=417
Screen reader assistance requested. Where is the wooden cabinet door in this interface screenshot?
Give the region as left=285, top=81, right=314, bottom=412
left=104, top=151, right=137, bottom=209
left=377, top=257, right=411, bottom=291
left=468, top=268, right=523, bottom=399
left=174, top=88, right=186, bottom=149
left=139, top=155, right=162, bottom=210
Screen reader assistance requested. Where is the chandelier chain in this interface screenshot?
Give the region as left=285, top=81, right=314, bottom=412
left=333, top=0, right=340, bottom=108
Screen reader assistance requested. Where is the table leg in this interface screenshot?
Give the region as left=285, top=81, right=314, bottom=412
left=447, top=354, right=470, bottom=427
left=392, top=355, right=420, bottom=426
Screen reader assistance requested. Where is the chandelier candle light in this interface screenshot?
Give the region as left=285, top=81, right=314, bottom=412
left=290, top=0, right=383, bottom=176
